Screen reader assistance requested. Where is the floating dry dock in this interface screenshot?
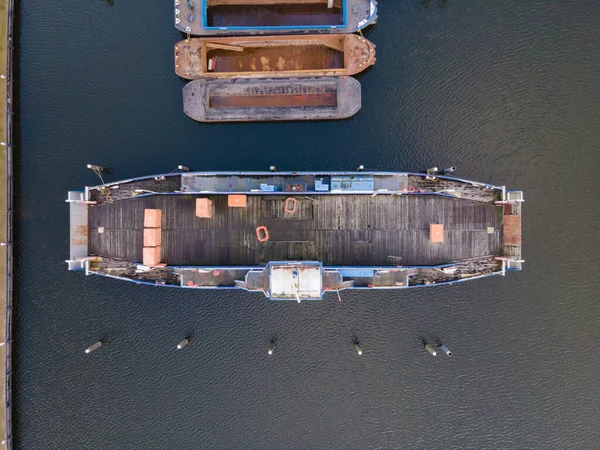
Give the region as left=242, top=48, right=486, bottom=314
left=174, top=0, right=378, bottom=36
left=67, top=172, right=524, bottom=300
left=175, top=34, right=376, bottom=79
left=183, top=77, right=361, bottom=122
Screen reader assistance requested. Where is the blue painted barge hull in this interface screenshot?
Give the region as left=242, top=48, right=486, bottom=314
left=175, top=0, right=378, bottom=36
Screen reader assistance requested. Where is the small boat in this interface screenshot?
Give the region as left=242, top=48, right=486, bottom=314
left=175, top=34, right=376, bottom=80
left=182, top=76, right=361, bottom=122
left=174, top=0, right=378, bottom=36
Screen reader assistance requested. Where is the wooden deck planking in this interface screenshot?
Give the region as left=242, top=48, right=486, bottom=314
left=88, top=194, right=502, bottom=266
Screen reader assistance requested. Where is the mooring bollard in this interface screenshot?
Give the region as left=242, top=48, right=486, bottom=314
left=177, top=338, right=189, bottom=350
left=424, top=343, right=437, bottom=356
left=440, top=344, right=452, bottom=357
left=85, top=341, right=103, bottom=354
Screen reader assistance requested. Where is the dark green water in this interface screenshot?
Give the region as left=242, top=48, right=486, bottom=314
left=14, top=1, right=600, bottom=448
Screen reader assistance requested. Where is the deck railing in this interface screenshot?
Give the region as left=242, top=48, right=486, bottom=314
left=2, top=0, right=15, bottom=448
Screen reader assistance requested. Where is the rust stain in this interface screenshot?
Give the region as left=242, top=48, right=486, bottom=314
left=72, top=225, right=88, bottom=246
left=503, top=215, right=522, bottom=246
left=209, top=93, right=337, bottom=108
left=74, top=225, right=88, bottom=236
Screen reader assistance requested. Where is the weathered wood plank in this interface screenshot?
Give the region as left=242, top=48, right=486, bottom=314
left=88, top=194, right=503, bottom=266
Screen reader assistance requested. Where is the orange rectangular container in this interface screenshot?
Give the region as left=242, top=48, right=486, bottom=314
left=144, top=209, right=162, bottom=228
left=143, top=246, right=161, bottom=266
left=196, top=198, right=213, bottom=218
left=143, top=228, right=162, bottom=247
left=430, top=224, right=444, bottom=243
left=228, top=194, right=247, bottom=208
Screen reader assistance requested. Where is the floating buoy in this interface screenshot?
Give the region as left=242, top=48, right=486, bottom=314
left=85, top=341, right=103, bottom=354
left=177, top=338, right=189, bottom=350
left=424, top=344, right=437, bottom=356
left=440, top=344, right=452, bottom=357
left=356, top=344, right=362, bottom=355
left=87, top=164, right=104, bottom=172
left=407, top=186, right=416, bottom=193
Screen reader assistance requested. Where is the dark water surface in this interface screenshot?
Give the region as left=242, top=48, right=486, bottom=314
left=15, top=1, right=600, bottom=449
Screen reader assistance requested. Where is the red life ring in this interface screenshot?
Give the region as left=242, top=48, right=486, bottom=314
left=407, top=186, right=416, bottom=193
left=256, top=226, right=269, bottom=242
left=284, top=197, right=297, bottom=214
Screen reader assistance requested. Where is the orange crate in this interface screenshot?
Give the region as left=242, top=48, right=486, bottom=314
left=430, top=224, right=444, bottom=243
left=144, top=209, right=162, bottom=228
left=143, top=228, right=162, bottom=247
left=228, top=195, right=247, bottom=208
left=196, top=198, right=213, bottom=218
left=143, top=246, right=161, bottom=266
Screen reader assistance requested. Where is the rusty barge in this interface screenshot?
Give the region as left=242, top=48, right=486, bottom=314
left=66, top=171, right=524, bottom=301
left=183, top=76, right=361, bottom=122
left=174, top=0, right=378, bottom=36
left=175, top=34, right=376, bottom=79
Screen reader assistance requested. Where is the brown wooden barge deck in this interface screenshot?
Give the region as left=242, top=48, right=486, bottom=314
left=183, top=76, right=361, bottom=122
left=87, top=194, right=502, bottom=267
left=175, top=34, right=376, bottom=79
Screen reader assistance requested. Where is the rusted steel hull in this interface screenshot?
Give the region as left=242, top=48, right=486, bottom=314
left=183, top=76, right=361, bottom=122
left=174, top=0, right=378, bottom=36
left=174, top=34, right=376, bottom=79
